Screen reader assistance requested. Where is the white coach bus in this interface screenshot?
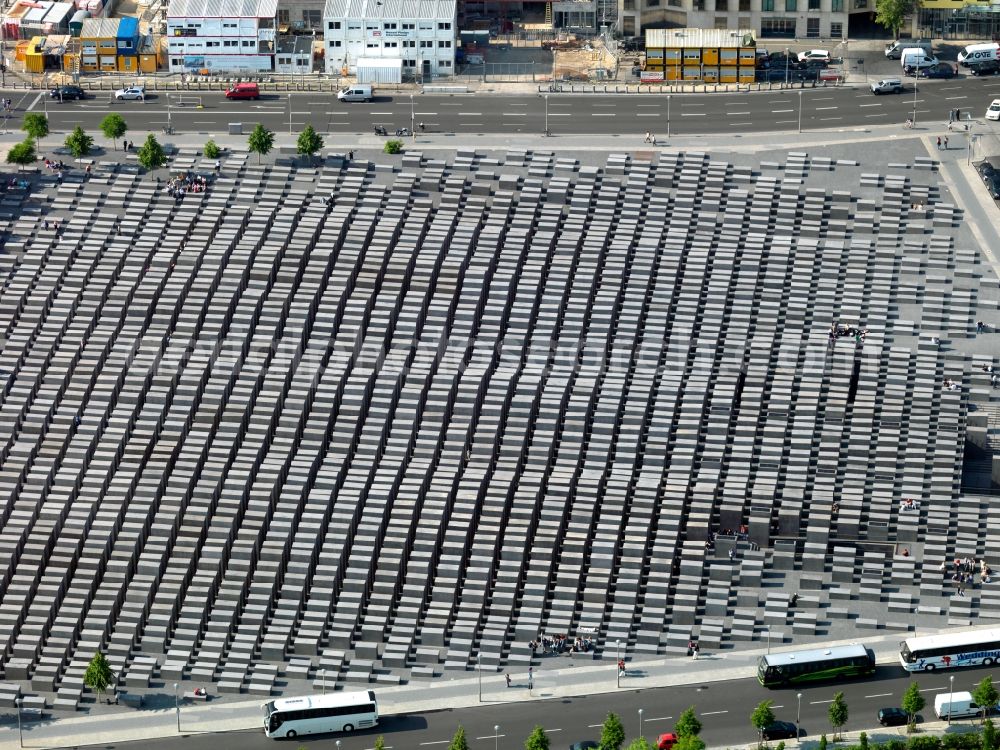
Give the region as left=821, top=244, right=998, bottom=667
left=900, top=629, right=1000, bottom=672
left=263, top=690, right=379, bottom=738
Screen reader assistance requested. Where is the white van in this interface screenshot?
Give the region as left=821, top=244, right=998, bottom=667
left=337, top=84, right=373, bottom=102
left=886, top=39, right=930, bottom=59
left=958, top=42, right=999, bottom=67
left=934, top=692, right=981, bottom=721
left=901, top=48, right=939, bottom=71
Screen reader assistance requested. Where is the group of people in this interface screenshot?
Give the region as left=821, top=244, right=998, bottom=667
left=942, top=377, right=960, bottom=391
left=42, top=158, right=67, bottom=172
left=936, top=136, right=950, bottom=150
left=829, top=323, right=869, bottom=345
left=643, top=132, right=659, bottom=145
left=943, top=558, right=993, bottom=595
left=165, top=170, right=210, bottom=199
left=900, top=497, right=920, bottom=513
left=528, top=634, right=594, bottom=655
left=1, top=98, right=13, bottom=113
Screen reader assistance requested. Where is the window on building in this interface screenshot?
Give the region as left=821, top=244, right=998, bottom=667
left=438, top=59, right=451, bottom=67
left=303, top=9, right=321, bottom=25
left=365, top=22, right=379, bottom=28
left=760, top=16, right=795, bottom=35
left=714, top=15, right=727, bottom=26
left=224, top=40, right=237, bottom=46
left=739, top=0, right=750, bottom=10
left=385, top=41, right=397, bottom=47
left=852, top=0, right=866, bottom=8
left=830, top=20, right=843, bottom=35
left=716, top=0, right=727, bottom=10
left=329, top=39, right=341, bottom=46
left=366, top=42, right=378, bottom=47
left=420, top=40, right=432, bottom=47
left=831, top=0, right=842, bottom=9
left=328, top=20, right=341, bottom=29
left=277, top=9, right=289, bottom=23
left=622, top=16, right=635, bottom=34
left=785, top=0, right=796, bottom=11
left=623, top=0, right=635, bottom=8
left=646, top=0, right=660, bottom=7
left=418, top=22, right=433, bottom=29
left=278, top=56, right=289, bottom=64
left=438, top=21, right=451, bottom=29
left=402, top=22, right=415, bottom=28
left=404, top=58, right=415, bottom=66
left=171, top=57, right=183, bottom=65
left=384, top=22, right=396, bottom=28
left=206, top=40, right=220, bottom=46
left=762, top=0, right=774, bottom=10
left=403, top=40, right=415, bottom=47
left=222, top=21, right=237, bottom=28
left=438, top=40, right=451, bottom=47
left=806, top=16, right=820, bottom=34
left=347, top=22, right=361, bottom=29
left=808, top=0, right=820, bottom=8
left=693, top=0, right=705, bottom=10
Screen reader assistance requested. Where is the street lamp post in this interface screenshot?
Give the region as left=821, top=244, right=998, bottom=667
left=174, top=683, right=180, bottom=732
left=288, top=91, right=293, bottom=135
left=410, top=93, right=415, bottom=140
left=785, top=47, right=790, bottom=85
left=617, top=639, right=621, bottom=688
left=912, top=77, right=918, bottom=126
left=639, top=708, right=644, bottom=740
left=797, top=692, right=803, bottom=742
left=478, top=656, right=482, bottom=702
left=322, top=668, right=327, bottom=695
left=15, top=697, right=22, bottom=749
left=949, top=675, right=955, bottom=725
left=798, top=90, right=803, bottom=134
left=666, top=94, right=671, bottom=138
left=544, top=94, right=549, bottom=136
left=495, top=724, right=500, bottom=750
left=967, top=114, right=976, bottom=165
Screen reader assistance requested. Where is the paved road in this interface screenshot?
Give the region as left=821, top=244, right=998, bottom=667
left=7, top=77, right=1000, bottom=137
left=92, top=664, right=998, bottom=750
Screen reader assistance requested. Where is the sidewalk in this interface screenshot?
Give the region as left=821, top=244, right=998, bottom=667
left=0, top=632, right=918, bottom=750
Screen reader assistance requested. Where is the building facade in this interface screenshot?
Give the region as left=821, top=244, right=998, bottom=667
left=323, top=0, right=457, bottom=79
left=167, top=0, right=278, bottom=73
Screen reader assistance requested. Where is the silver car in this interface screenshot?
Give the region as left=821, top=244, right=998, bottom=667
left=114, top=86, right=145, bottom=101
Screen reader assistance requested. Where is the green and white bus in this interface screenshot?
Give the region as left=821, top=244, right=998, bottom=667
left=758, top=644, right=876, bottom=687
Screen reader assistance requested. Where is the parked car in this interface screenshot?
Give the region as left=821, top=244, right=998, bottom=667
left=978, top=160, right=999, bottom=183
left=971, top=60, right=1000, bottom=76
left=757, top=68, right=792, bottom=82
left=658, top=732, right=680, bottom=750
left=761, top=721, right=798, bottom=741
left=878, top=708, right=909, bottom=727
left=987, top=98, right=1000, bottom=121
left=871, top=77, right=903, bottom=94
left=985, top=174, right=1000, bottom=201
left=50, top=85, right=87, bottom=100
left=569, top=742, right=599, bottom=750
left=919, top=63, right=956, bottom=78
left=114, top=86, right=145, bottom=101
left=797, top=49, right=831, bottom=63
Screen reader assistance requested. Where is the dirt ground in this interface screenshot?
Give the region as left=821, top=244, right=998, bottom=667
left=552, top=40, right=616, bottom=80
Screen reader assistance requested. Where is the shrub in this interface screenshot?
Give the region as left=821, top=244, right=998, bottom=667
left=861, top=732, right=869, bottom=750
left=819, top=734, right=828, bottom=750
left=203, top=140, right=221, bottom=159
left=383, top=139, right=403, bottom=154
left=907, top=735, right=941, bottom=750
left=776, top=742, right=786, bottom=750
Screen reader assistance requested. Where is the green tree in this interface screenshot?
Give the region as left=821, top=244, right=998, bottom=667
left=525, top=724, right=550, bottom=750
left=601, top=712, right=626, bottom=750
left=83, top=651, right=115, bottom=698
left=818, top=735, right=828, bottom=750
left=6, top=139, right=36, bottom=171
left=902, top=681, right=926, bottom=732
left=247, top=123, right=274, bottom=164
left=448, top=725, right=470, bottom=750
left=974, top=676, right=999, bottom=724
left=99, top=113, right=127, bottom=151
left=984, top=718, right=998, bottom=750
left=829, top=691, right=849, bottom=741
left=383, top=139, right=403, bottom=154
left=875, top=0, right=915, bottom=37
left=296, top=124, right=324, bottom=164
left=625, top=740, right=655, bottom=750
left=65, top=126, right=94, bottom=159
left=675, top=736, right=706, bottom=750
left=136, top=134, right=166, bottom=175
left=22, top=112, right=49, bottom=147
left=860, top=732, right=870, bottom=750
left=752, top=700, right=776, bottom=746
left=203, top=140, right=221, bottom=159
left=676, top=707, right=703, bottom=739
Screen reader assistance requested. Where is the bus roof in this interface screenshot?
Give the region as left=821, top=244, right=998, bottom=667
left=762, top=644, right=870, bottom=667
left=902, top=628, right=1000, bottom=652
left=268, top=690, right=376, bottom=713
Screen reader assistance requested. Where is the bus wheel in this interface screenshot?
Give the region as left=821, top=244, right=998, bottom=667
left=286, top=731, right=297, bottom=739
left=343, top=724, right=354, bottom=732
left=985, top=658, right=995, bottom=666
left=925, top=664, right=935, bottom=672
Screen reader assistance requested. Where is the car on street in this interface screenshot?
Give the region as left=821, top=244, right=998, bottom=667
left=871, top=77, right=903, bottom=94
left=918, top=62, right=957, bottom=78
left=761, top=721, right=798, bottom=741
left=225, top=82, right=260, bottom=100
left=569, top=742, right=599, bottom=750
left=878, top=708, right=909, bottom=727
left=987, top=98, right=1000, bottom=120
left=50, top=85, right=87, bottom=100
left=114, top=86, right=145, bottom=101
left=658, top=732, right=680, bottom=749
left=985, top=174, right=1000, bottom=201
left=970, top=60, right=1000, bottom=76
left=797, top=49, right=831, bottom=63
left=977, top=160, right=998, bottom=183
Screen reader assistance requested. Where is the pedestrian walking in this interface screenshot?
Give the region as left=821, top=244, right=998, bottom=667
left=644, top=131, right=651, bottom=143
left=505, top=673, right=511, bottom=688
left=956, top=108, right=961, bottom=122
left=948, top=109, right=955, bottom=124
left=650, top=134, right=657, bottom=146
left=937, top=136, right=942, bottom=149
left=348, top=150, right=354, bottom=161
left=944, top=135, right=949, bottom=149
left=528, top=667, right=534, bottom=691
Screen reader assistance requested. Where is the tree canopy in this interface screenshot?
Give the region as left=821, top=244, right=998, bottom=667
left=829, top=692, right=849, bottom=741
left=100, top=113, right=128, bottom=151
left=601, top=712, right=626, bottom=750
left=902, top=681, right=925, bottom=729
left=248, top=123, right=275, bottom=164
left=6, top=139, right=36, bottom=171
left=875, top=0, right=915, bottom=37
left=447, top=725, right=469, bottom=750
left=296, top=124, right=324, bottom=163
left=676, top=707, right=703, bottom=738
left=752, top=700, right=776, bottom=746
left=83, top=651, right=115, bottom=696
left=974, top=677, right=1000, bottom=723
left=524, top=724, right=550, bottom=750
left=65, top=126, right=94, bottom=159
left=22, top=113, right=49, bottom=143
left=137, top=134, right=166, bottom=174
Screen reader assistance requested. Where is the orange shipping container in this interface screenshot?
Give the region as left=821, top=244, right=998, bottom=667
left=703, top=47, right=720, bottom=65
left=720, top=66, right=739, bottom=82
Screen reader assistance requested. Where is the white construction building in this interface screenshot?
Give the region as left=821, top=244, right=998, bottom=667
left=167, top=0, right=279, bottom=74
left=322, top=0, right=457, bottom=79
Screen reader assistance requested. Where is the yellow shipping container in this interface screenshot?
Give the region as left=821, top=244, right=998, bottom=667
left=665, top=66, right=681, bottom=80
left=738, top=48, right=755, bottom=64
left=703, top=47, right=720, bottom=65
left=138, top=53, right=157, bottom=72
left=738, top=67, right=755, bottom=82
left=720, top=49, right=738, bottom=65
left=118, top=54, right=136, bottom=72
left=682, top=48, right=701, bottom=63
left=663, top=49, right=681, bottom=64
left=682, top=65, right=702, bottom=80
left=62, top=52, right=78, bottom=72
left=720, top=66, right=739, bottom=82
left=24, top=36, right=45, bottom=73
left=702, top=67, right=719, bottom=82
left=646, top=49, right=664, bottom=64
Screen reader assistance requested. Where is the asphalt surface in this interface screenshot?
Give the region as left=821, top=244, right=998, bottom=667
left=97, top=664, right=999, bottom=750
left=5, top=76, right=1000, bottom=137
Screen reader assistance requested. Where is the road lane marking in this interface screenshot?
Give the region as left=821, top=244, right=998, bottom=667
left=588, top=724, right=603, bottom=728
left=945, top=96, right=969, bottom=100
left=458, top=112, right=482, bottom=116
left=866, top=113, right=889, bottom=117
left=728, top=111, right=751, bottom=115
left=859, top=103, right=883, bottom=107
left=730, top=121, right=752, bottom=125
left=637, top=104, right=661, bottom=107
left=921, top=687, right=947, bottom=692
left=591, top=113, right=616, bottom=116
left=811, top=699, right=835, bottom=704
left=682, top=113, right=706, bottom=116
left=636, top=113, right=661, bottom=116
left=773, top=109, right=794, bottom=113
left=773, top=706, right=785, bottom=710
left=549, top=113, right=571, bottom=116
left=645, top=716, right=674, bottom=722
left=414, top=111, right=438, bottom=115
left=774, top=119, right=797, bottom=124
left=474, top=737, right=505, bottom=742
left=816, top=106, right=838, bottom=110
left=702, top=710, right=729, bottom=715
left=866, top=693, right=894, bottom=698
left=421, top=742, right=450, bottom=746
left=820, top=117, right=843, bottom=121
left=503, top=113, right=527, bottom=116
left=814, top=96, right=835, bottom=100
left=544, top=729, right=563, bottom=732
left=368, top=111, right=395, bottom=115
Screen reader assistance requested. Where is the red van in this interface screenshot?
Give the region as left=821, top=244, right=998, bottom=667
left=225, top=83, right=260, bottom=100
